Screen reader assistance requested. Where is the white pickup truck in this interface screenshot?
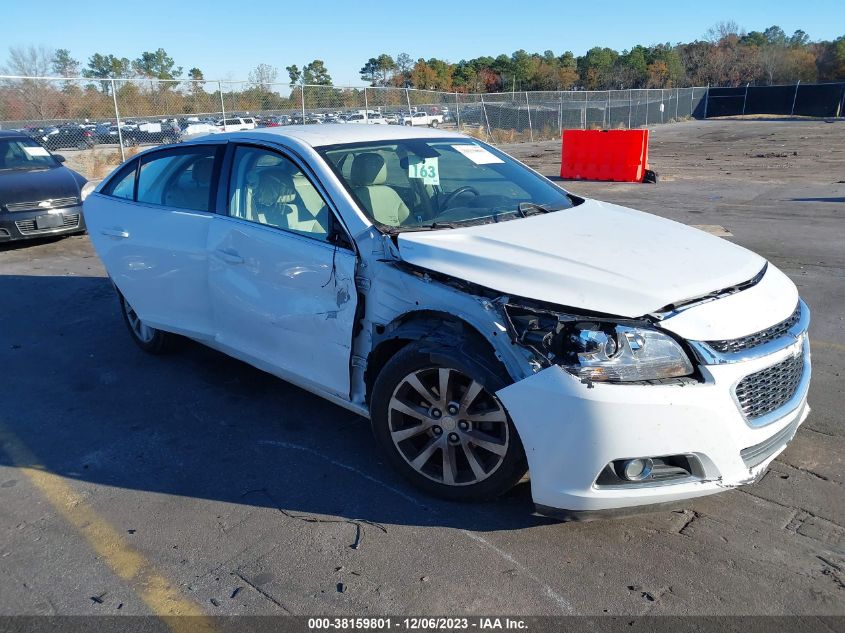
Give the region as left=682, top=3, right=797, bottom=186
left=402, top=111, right=444, bottom=127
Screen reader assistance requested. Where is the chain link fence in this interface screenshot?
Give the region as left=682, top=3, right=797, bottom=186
left=0, top=75, right=711, bottom=179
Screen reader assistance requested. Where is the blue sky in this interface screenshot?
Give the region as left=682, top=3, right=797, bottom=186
left=4, top=0, right=843, bottom=85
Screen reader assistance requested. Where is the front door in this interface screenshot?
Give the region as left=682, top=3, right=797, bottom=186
left=207, top=143, right=358, bottom=398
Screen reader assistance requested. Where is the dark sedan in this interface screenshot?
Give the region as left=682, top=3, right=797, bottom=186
left=37, top=125, right=96, bottom=151
left=0, top=131, right=87, bottom=242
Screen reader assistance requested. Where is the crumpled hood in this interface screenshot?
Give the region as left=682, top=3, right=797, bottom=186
left=397, top=199, right=765, bottom=318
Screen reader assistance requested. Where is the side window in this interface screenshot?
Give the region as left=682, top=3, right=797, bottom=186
left=228, top=145, right=330, bottom=241
left=136, top=146, right=218, bottom=212
left=103, top=161, right=137, bottom=200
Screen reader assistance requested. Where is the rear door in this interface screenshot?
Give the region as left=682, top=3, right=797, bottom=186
left=207, top=142, right=359, bottom=398
left=84, top=142, right=225, bottom=339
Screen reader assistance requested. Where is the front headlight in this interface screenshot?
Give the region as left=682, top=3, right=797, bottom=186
left=505, top=305, right=694, bottom=383
left=80, top=180, right=98, bottom=202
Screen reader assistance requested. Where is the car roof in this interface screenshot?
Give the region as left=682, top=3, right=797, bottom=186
left=186, top=124, right=465, bottom=149
left=0, top=130, right=28, bottom=139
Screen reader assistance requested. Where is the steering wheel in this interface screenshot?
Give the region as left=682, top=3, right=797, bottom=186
left=440, top=186, right=480, bottom=211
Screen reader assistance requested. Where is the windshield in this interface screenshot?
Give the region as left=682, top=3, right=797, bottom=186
left=0, top=137, right=58, bottom=171
left=319, top=138, right=575, bottom=231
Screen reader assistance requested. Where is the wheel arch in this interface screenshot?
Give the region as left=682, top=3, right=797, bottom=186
left=364, top=309, right=506, bottom=404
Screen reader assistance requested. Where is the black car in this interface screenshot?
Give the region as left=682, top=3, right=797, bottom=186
left=37, top=125, right=96, bottom=151
left=93, top=123, right=122, bottom=145
left=0, top=131, right=88, bottom=243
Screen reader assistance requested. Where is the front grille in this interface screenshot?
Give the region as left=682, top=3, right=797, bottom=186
left=735, top=350, right=804, bottom=421
left=707, top=303, right=801, bottom=353
left=740, top=416, right=801, bottom=468
left=15, top=213, right=80, bottom=235
left=5, top=197, right=80, bottom=212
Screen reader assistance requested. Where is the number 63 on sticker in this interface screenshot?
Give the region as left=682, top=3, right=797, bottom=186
left=408, top=157, right=439, bottom=185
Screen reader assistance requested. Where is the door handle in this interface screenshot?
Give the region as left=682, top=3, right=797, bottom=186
left=215, top=248, right=244, bottom=264
left=100, top=227, right=129, bottom=239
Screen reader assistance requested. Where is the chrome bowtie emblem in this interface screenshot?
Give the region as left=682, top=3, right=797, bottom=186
left=38, top=200, right=53, bottom=208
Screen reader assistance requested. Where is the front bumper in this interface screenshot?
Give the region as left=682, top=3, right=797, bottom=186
left=0, top=206, right=86, bottom=242
left=497, top=332, right=811, bottom=516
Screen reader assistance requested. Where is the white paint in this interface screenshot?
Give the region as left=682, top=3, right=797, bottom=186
left=84, top=196, right=216, bottom=338
left=398, top=199, right=765, bottom=318
left=659, top=263, right=798, bottom=341
left=207, top=217, right=358, bottom=398
left=498, top=349, right=810, bottom=512
left=84, top=126, right=812, bottom=517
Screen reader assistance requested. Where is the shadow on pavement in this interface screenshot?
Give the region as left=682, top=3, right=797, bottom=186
left=0, top=273, right=552, bottom=532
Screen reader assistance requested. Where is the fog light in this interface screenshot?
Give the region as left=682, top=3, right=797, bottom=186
left=620, top=458, right=653, bottom=481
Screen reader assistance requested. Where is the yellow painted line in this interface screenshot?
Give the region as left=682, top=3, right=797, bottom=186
left=0, top=422, right=216, bottom=633
left=810, top=339, right=845, bottom=352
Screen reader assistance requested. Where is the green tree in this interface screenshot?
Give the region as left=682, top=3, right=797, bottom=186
left=617, top=46, right=648, bottom=87
left=395, top=52, right=413, bottom=85
left=286, top=64, right=301, bottom=86
left=360, top=54, right=396, bottom=86
left=83, top=53, right=133, bottom=93
left=303, top=59, right=332, bottom=85
left=52, top=49, right=80, bottom=78
left=578, top=47, right=619, bottom=89
left=133, top=48, right=182, bottom=81
left=509, top=49, right=534, bottom=89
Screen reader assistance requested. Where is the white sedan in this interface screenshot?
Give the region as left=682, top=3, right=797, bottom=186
left=82, top=125, right=811, bottom=519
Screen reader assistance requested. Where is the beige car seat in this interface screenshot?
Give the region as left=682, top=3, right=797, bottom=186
left=350, top=153, right=410, bottom=226
left=164, top=155, right=213, bottom=210
left=252, top=168, right=326, bottom=235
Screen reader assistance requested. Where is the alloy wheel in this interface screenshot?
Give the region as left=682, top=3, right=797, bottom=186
left=388, top=367, right=509, bottom=486
left=122, top=300, right=155, bottom=344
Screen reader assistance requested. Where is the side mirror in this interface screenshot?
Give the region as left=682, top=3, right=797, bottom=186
left=54, top=154, right=66, bottom=163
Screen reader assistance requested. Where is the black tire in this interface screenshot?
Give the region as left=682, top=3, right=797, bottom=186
left=118, top=292, right=175, bottom=354
left=371, top=339, right=527, bottom=502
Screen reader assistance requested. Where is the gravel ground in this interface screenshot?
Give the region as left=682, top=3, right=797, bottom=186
left=0, top=119, right=843, bottom=619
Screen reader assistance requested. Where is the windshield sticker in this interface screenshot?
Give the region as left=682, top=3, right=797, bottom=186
left=408, top=157, right=440, bottom=185
left=23, top=146, right=50, bottom=157
left=452, top=144, right=504, bottom=165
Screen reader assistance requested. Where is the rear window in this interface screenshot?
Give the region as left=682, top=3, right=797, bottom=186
left=136, top=147, right=219, bottom=211
left=102, top=160, right=137, bottom=199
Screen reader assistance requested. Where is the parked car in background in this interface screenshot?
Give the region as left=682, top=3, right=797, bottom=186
left=215, top=117, right=256, bottom=132
left=346, top=113, right=388, bottom=124
left=259, top=116, right=289, bottom=127
left=94, top=124, right=122, bottom=145
left=83, top=125, right=811, bottom=520
left=181, top=120, right=218, bottom=138
left=402, top=111, right=444, bottom=127
left=0, top=130, right=87, bottom=242
left=36, top=125, right=96, bottom=150
left=291, top=114, right=322, bottom=125
left=132, top=120, right=181, bottom=145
